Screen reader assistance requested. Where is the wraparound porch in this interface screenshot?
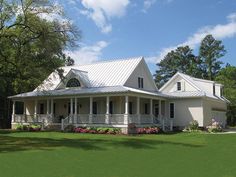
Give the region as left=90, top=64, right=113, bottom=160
left=11, top=94, right=173, bottom=131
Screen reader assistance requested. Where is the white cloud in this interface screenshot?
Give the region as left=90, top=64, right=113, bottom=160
left=142, top=0, right=156, bottom=13
left=65, top=41, right=109, bottom=64
left=80, top=0, right=130, bottom=33
left=150, top=12, right=236, bottom=64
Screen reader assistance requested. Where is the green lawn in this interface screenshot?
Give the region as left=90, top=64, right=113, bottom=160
left=0, top=131, right=236, bottom=177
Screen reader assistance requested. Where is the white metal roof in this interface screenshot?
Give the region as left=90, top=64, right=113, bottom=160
left=35, top=56, right=143, bottom=91
left=10, top=86, right=166, bottom=99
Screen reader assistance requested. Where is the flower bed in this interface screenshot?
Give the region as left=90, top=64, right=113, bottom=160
left=136, top=127, right=161, bottom=134
left=74, top=127, right=121, bottom=134
left=15, top=124, right=41, bottom=132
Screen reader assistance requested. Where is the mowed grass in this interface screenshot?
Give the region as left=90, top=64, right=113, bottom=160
left=0, top=131, right=236, bottom=177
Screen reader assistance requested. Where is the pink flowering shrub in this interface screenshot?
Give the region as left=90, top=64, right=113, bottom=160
left=136, top=127, right=161, bottom=134
left=74, top=127, right=121, bottom=134
left=206, top=119, right=223, bottom=133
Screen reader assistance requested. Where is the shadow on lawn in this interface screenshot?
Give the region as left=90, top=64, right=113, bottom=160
left=0, top=132, right=204, bottom=153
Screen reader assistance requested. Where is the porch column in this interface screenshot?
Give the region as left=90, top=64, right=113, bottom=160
left=74, top=98, right=77, bottom=124
left=23, top=102, right=26, bottom=122
left=150, top=99, right=153, bottom=123
left=105, top=96, right=110, bottom=124
left=136, top=97, right=140, bottom=124
left=124, top=96, right=129, bottom=125
left=89, top=97, right=93, bottom=124
left=46, top=99, right=50, bottom=115
left=11, top=100, right=16, bottom=123
left=50, top=99, right=54, bottom=122
left=159, top=100, right=162, bottom=118
left=70, top=98, right=73, bottom=123
left=34, top=100, right=38, bottom=121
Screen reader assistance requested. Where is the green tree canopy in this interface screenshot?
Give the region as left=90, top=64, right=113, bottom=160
left=215, top=65, right=236, bottom=126
left=199, top=34, right=226, bottom=80
left=154, top=46, right=201, bottom=88
left=0, top=0, right=80, bottom=128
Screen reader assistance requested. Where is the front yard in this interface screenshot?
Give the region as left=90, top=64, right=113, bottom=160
left=0, top=131, right=235, bottom=177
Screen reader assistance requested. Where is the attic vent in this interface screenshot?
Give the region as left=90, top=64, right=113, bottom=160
left=66, top=78, right=81, bottom=87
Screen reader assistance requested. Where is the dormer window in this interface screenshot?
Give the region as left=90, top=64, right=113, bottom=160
left=220, top=87, right=224, bottom=97
left=66, top=78, right=81, bottom=87
left=138, top=77, right=144, bottom=88
left=213, top=84, right=216, bottom=95
left=177, top=82, right=181, bottom=91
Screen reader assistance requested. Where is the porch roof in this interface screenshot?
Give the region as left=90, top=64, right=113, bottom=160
left=9, top=86, right=167, bottom=99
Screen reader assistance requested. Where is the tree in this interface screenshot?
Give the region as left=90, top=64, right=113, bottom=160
left=0, top=0, right=80, bottom=128
left=199, top=34, right=226, bottom=80
left=154, top=46, right=201, bottom=88
left=215, top=65, right=236, bottom=126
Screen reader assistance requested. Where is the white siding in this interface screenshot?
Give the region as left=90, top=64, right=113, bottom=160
left=162, top=75, right=197, bottom=93
left=166, top=98, right=204, bottom=127
left=124, top=60, right=157, bottom=91
left=202, top=98, right=227, bottom=127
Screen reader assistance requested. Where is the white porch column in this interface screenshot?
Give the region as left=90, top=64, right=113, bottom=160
left=70, top=98, right=73, bottom=123
left=136, top=97, right=140, bottom=124
left=34, top=100, right=38, bottom=121
left=11, top=100, right=16, bottom=123
left=124, top=96, right=129, bottom=125
left=46, top=99, right=49, bottom=115
left=105, top=96, right=110, bottom=124
left=23, top=102, right=26, bottom=122
left=74, top=98, right=77, bottom=124
left=50, top=99, right=54, bottom=122
left=159, top=100, right=162, bottom=118
left=89, top=97, right=93, bottom=124
left=150, top=99, right=153, bottom=123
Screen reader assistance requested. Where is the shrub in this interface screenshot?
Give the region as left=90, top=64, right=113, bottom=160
left=29, top=124, right=41, bottom=132
left=136, top=127, right=161, bottom=134
left=207, top=119, right=223, bottom=133
left=183, top=120, right=199, bottom=132
left=74, top=127, right=121, bottom=134
left=189, top=120, right=199, bottom=131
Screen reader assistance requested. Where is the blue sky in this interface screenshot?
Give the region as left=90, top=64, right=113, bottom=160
left=57, top=0, right=236, bottom=73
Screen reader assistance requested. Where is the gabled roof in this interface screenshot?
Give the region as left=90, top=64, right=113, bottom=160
left=160, top=72, right=228, bottom=102
left=35, top=56, right=143, bottom=91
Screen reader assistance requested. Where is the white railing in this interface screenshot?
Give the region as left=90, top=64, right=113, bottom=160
left=110, top=114, right=125, bottom=125
left=92, top=114, right=106, bottom=124
left=140, top=114, right=154, bottom=124
left=128, top=114, right=140, bottom=124
left=14, top=114, right=25, bottom=123
left=76, top=114, right=90, bottom=124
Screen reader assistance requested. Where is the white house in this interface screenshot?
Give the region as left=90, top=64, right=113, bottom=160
left=9, top=57, right=228, bottom=132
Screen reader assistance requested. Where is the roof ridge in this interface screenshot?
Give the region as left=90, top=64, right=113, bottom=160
left=63, top=56, right=143, bottom=68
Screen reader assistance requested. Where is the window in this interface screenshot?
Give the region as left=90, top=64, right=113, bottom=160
left=39, top=103, right=44, bottom=114
left=144, top=103, right=149, bottom=114
left=213, top=84, right=216, bottom=95
left=220, top=87, right=224, bottom=97
left=66, top=78, right=81, bottom=87
left=170, top=103, right=175, bottom=118
left=109, top=101, right=113, bottom=114
left=177, top=82, right=181, bottom=91
left=138, top=77, right=144, bottom=88
left=128, top=102, right=133, bottom=114
left=92, top=102, right=97, bottom=114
